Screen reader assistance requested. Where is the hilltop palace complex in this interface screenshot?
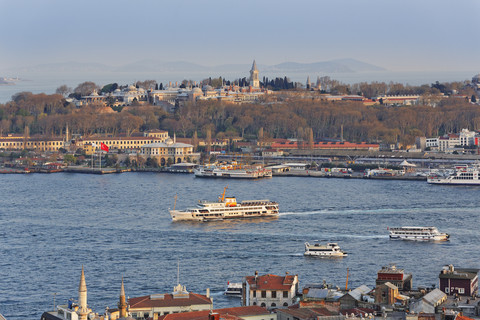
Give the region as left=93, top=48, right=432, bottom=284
left=72, top=61, right=267, bottom=111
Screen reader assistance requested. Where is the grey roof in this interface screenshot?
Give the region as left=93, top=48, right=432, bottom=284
left=305, top=288, right=343, bottom=300
left=423, top=288, right=447, bottom=306
left=142, top=142, right=192, bottom=148
left=347, top=285, right=371, bottom=301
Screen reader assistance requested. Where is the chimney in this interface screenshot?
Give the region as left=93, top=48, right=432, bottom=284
left=206, top=288, right=210, bottom=298
left=209, top=312, right=220, bottom=320
left=255, top=271, right=258, bottom=282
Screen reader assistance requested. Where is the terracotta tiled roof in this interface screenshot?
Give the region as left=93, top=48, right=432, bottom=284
left=277, top=307, right=337, bottom=318
left=245, top=274, right=297, bottom=290
left=158, top=306, right=269, bottom=320
left=456, top=315, right=476, bottom=320
left=128, top=293, right=211, bottom=309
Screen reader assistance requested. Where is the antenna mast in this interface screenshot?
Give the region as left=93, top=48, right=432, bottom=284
left=177, top=259, right=180, bottom=285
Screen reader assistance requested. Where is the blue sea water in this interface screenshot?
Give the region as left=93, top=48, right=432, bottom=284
left=0, top=173, right=479, bottom=319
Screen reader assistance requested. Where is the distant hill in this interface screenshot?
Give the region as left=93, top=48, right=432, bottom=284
left=263, top=59, right=385, bottom=73
left=1, top=58, right=385, bottom=75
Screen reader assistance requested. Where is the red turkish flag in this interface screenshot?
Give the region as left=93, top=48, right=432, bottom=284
left=100, top=143, right=109, bottom=152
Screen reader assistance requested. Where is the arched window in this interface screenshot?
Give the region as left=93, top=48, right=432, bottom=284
left=260, top=303, right=266, bottom=308
left=271, top=303, right=276, bottom=307
left=252, top=302, right=257, bottom=306
left=283, top=302, right=288, bottom=307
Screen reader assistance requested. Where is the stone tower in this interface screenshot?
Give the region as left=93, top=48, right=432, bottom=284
left=118, top=277, right=127, bottom=318
left=78, top=266, right=89, bottom=320
left=249, top=60, right=260, bottom=88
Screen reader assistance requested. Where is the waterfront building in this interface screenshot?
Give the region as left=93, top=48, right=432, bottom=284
left=140, top=136, right=198, bottom=165
left=438, top=134, right=460, bottom=152
left=376, top=265, right=412, bottom=291
left=438, top=265, right=479, bottom=296
left=243, top=272, right=299, bottom=309
left=0, top=135, right=65, bottom=152
left=270, top=140, right=380, bottom=152
left=127, top=283, right=213, bottom=320
left=82, top=130, right=169, bottom=154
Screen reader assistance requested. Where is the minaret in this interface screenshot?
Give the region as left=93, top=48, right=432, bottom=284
left=306, top=76, right=311, bottom=90
left=118, top=277, right=127, bottom=318
left=78, top=266, right=88, bottom=320
left=249, top=60, right=260, bottom=88
left=65, top=124, right=69, bottom=142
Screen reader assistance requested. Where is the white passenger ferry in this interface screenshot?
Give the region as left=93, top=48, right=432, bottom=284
left=169, top=187, right=279, bottom=222
left=194, top=163, right=272, bottom=179
left=224, top=282, right=242, bottom=297
left=427, top=163, right=480, bottom=185
left=388, top=226, right=449, bottom=241
left=304, top=242, right=347, bottom=257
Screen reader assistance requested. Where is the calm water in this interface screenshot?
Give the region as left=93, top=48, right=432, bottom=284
left=0, top=173, right=479, bottom=319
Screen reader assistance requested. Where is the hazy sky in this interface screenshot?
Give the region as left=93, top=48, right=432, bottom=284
left=0, top=0, right=479, bottom=72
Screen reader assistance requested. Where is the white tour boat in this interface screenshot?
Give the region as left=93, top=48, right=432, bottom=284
left=169, top=186, right=279, bottom=222
left=224, top=282, right=242, bottom=297
left=388, top=226, right=449, bottom=241
left=304, top=242, right=347, bottom=257
left=194, top=163, right=272, bottom=179
left=427, top=163, right=480, bottom=185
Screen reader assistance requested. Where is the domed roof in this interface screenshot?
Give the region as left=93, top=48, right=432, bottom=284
left=165, top=138, right=174, bottom=145
left=114, top=88, right=121, bottom=92
left=472, top=73, right=480, bottom=82
left=128, top=85, right=136, bottom=91
left=192, top=87, right=202, bottom=94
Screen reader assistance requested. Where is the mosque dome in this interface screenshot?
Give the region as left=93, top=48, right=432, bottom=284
left=165, top=138, right=174, bottom=145
left=128, top=85, right=136, bottom=91
left=472, top=73, right=480, bottom=83
left=192, top=87, right=202, bottom=94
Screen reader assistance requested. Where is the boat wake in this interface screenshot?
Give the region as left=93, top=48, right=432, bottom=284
left=280, top=206, right=478, bottom=217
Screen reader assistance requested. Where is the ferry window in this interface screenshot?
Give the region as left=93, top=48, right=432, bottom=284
left=261, top=290, right=266, bottom=298
left=458, top=288, right=465, bottom=294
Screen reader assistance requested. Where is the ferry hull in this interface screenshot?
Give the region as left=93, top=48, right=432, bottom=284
left=170, top=207, right=279, bottom=222
left=427, top=178, right=480, bottom=185
left=389, top=234, right=449, bottom=241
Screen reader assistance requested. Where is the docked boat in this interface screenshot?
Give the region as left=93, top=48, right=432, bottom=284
left=427, top=163, right=480, bottom=185
left=388, top=226, right=449, bottom=241
left=194, top=162, right=272, bottom=179
left=304, top=242, right=347, bottom=257
left=224, top=282, right=242, bottom=297
left=169, top=186, right=279, bottom=222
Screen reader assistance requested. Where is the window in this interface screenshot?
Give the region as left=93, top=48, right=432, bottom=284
left=271, top=291, right=277, bottom=298
left=253, top=290, right=256, bottom=298
left=283, top=291, right=289, bottom=298
left=261, top=291, right=266, bottom=298
left=283, top=302, right=288, bottom=307
left=458, top=288, right=465, bottom=294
